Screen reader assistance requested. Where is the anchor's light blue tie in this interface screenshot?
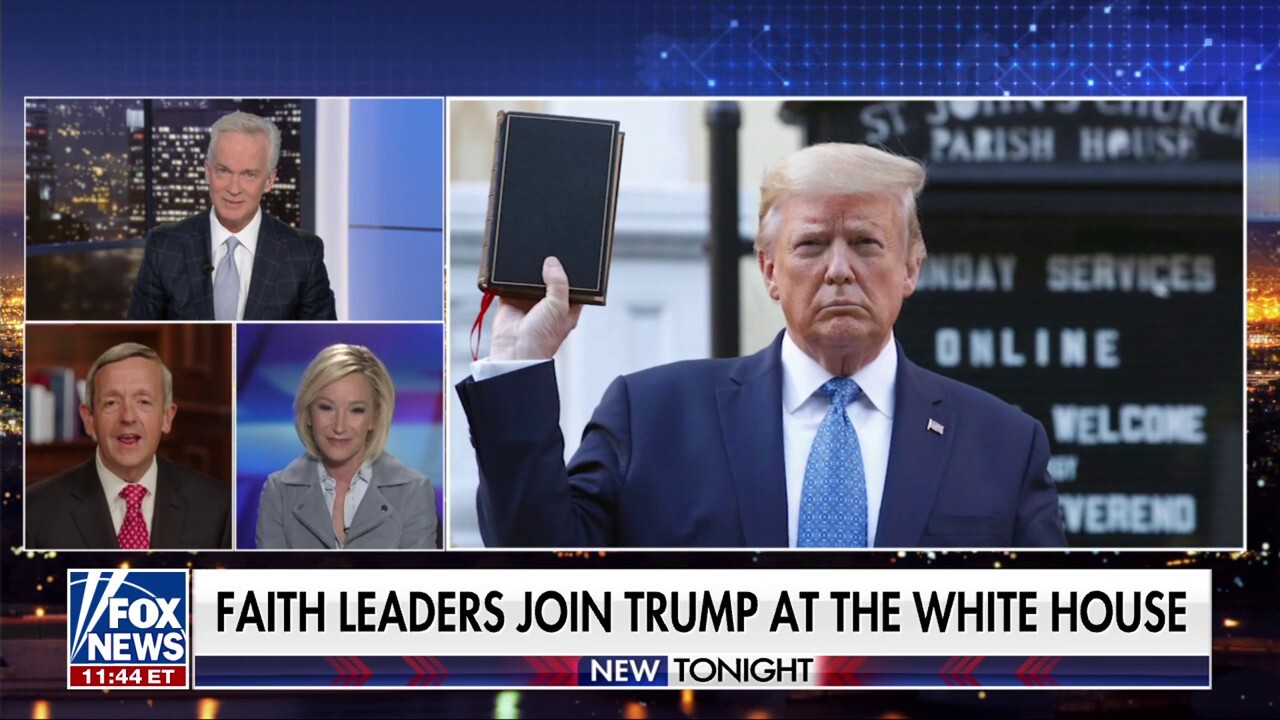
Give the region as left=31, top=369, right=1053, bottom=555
left=213, top=236, right=241, bottom=321
left=797, top=377, right=868, bottom=548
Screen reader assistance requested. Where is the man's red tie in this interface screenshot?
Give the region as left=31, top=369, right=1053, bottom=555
left=117, top=484, right=150, bottom=549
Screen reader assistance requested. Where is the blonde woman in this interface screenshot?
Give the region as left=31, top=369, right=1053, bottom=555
left=256, top=344, right=437, bottom=549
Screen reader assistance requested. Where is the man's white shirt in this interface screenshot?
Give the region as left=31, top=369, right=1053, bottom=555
left=210, top=207, right=262, bottom=321
left=779, top=331, right=896, bottom=548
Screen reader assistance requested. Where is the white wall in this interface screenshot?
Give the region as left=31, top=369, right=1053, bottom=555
left=312, top=98, right=350, bottom=319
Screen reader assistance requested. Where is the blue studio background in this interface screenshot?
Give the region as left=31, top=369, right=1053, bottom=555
left=347, top=98, right=444, bottom=321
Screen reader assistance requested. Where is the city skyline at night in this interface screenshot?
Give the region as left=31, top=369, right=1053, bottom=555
left=23, top=98, right=304, bottom=248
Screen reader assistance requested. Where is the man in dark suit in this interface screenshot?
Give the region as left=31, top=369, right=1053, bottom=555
left=25, top=343, right=231, bottom=550
left=457, top=143, right=1066, bottom=549
left=127, top=111, right=336, bottom=320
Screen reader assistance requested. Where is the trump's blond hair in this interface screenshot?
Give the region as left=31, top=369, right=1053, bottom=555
left=756, top=143, right=927, bottom=263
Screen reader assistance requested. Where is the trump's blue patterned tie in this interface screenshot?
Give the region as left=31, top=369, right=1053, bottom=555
left=213, top=236, right=240, bottom=321
left=797, top=377, right=868, bottom=548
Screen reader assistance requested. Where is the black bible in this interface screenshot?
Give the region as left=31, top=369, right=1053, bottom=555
left=479, top=111, right=625, bottom=305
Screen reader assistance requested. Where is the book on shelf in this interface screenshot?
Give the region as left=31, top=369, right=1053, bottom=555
left=26, top=367, right=83, bottom=443
left=26, top=382, right=55, bottom=445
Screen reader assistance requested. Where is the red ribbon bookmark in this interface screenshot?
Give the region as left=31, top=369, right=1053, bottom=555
left=470, top=289, right=498, bottom=361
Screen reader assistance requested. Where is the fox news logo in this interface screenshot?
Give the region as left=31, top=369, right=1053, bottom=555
left=67, top=569, right=189, bottom=689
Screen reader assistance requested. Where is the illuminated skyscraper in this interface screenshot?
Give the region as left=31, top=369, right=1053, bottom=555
left=127, top=107, right=146, bottom=235
left=24, top=99, right=52, bottom=223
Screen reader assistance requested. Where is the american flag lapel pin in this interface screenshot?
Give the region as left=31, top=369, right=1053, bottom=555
left=927, top=418, right=945, bottom=435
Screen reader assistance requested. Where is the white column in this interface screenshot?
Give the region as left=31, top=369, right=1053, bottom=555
left=313, top=98, right=350, bottom=320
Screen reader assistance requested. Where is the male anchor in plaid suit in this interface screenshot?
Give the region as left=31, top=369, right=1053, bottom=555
left=128, top=111, right=337, bottom=321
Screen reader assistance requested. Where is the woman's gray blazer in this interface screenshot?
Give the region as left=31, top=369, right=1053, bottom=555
left=256, top=453, right=437, bottom=549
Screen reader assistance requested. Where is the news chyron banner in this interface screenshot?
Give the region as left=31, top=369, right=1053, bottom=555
left=183, top=569, right=1210, bottom=690
left=784, top=99, right=1245, bottom=547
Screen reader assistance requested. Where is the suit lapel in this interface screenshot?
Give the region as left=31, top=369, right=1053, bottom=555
left=876, top=348, right=954, bottom=547
left=716, top=335, right=788, bottom=547
left=184, top=217, right=215, bottom=319
left=68, top=460, right=119, bottom=548
left=290, top=473, right=337, bottom=548
left=149, top=459, right=187, bottom=549
left=345, top=481, right=400, bottom=546
left=245, top=216, right=282, bottom=320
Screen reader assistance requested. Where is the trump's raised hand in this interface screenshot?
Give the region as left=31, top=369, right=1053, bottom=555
left=489, top=257, right=585, bottom=361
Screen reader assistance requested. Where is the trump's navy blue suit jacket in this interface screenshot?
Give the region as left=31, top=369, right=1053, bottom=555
left=456, top=332, right=1066, bottom=548
left=127, top=211, right=337, bottom=320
